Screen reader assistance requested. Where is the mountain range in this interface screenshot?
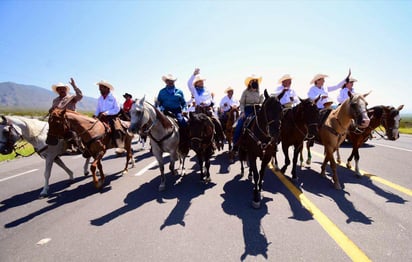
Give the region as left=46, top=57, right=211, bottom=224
left=0, top=82, right=97, bottom=112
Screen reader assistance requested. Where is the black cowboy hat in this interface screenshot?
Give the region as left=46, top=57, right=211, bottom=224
left=123, top=93, right=132, bottom=99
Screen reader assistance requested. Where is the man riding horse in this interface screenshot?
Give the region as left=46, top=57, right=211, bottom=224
left=157, top=73, right=189, bottom=150
left=46, top=78, right=83, bottom=153
left=219, top=86, right=240, bottom=134
left=187, top=68, right=225, bottom=150
left=93, top=80, right=125, bottom=149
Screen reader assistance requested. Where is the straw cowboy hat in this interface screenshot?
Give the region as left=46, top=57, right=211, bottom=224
left=278, top=74, right=293, bottom=84
left=162, top=74, right=177, bottom=82
left=225, top=86, right=234, bottom=93
left=51, top=82, right=70, bottom=93
left=244, top=74, right=262, bottom=87
left=310, top=74, right=328, bottom=84
left=193, top=74, right=207, bottom=86
left=96, top=80, right=114, bottom=90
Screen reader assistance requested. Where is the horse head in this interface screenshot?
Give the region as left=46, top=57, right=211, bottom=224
left=0, top=116, right=20, bottom=154
left=129, top=96, right=148, bottom=134
left=382, top=105, right=404, bottom=140
left=189, top=113, right=214, bottom=156
left=48, top=108, right=70, bottom=139
left=261, top=89, right=283, bottom=142
left=297, top=97, right=320, bottom=139
left=348, top=91, right=370, bottom=129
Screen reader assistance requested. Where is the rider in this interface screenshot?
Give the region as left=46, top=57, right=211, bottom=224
left=337, top=77, right=357, bottom=104
left=121, top=93, right=133, bottom=120
left=219, top=86, right=240, bottom=133
left=232, top=74, right=263, bottom=153
left=47, top=78, right=83, bottom=153
left=273, top=74, right=299, bottom=108
left=187, top=68, right=225, bottom=150
left=307, top=72, right=348, bottom=109
left=157, top=74, right=189, bottom=148
left=93, top=80, right=124, bottom=148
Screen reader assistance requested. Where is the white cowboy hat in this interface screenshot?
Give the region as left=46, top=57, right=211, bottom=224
left=225, top=86, right=234, bottom=93
left=96, top=80, right=114, bottom=90
left=310, top=74, right=328, bottom=84
left=161, top=74, right=177, bottom=82
left=193, top=74, right=206, bottom=86
left=51, top=82, right=70, bottom=93
left=323, top=96, right=334, bottom=105
left=348, top=77, right=357, bottom=83
left=244, top=74, right=262, bottom=87
left=278, top=74, right=292, bottom=84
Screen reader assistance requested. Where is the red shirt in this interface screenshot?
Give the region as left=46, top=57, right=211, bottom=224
left=123, top=99, right=133, bottom=113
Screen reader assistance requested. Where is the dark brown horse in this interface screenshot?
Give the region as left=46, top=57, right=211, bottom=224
left=221, top=106, right=240, bottom=152
left=279, top=97, right=320, bottom=181
left=238, top=90, right=283, bottom=208
left=48, top=108, right=134, bottom=190
left=317, top=92, right=370, bottom=189
left=188, top=112, right=215, bottom=183
left=336, top=104, right=403, bottom=176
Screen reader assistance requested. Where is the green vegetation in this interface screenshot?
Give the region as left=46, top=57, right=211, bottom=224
left=0, top=141, right=35, bottom=162
left=400, top=116, right=412, bottom=134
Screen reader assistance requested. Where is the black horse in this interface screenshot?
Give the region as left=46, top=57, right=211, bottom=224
left=188, top=112, right=215, bottom=183
left=278, top=97, right=320, bottom=181
left=238, top=90, right=283, bottom=208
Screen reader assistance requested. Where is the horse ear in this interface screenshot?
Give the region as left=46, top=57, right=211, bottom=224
left=397, top=105, right=404, bottom=111
left=1, top=115, right=7, bottom=125
left=264, top=89, right=269, bottom=99
left=298, top=97, right=303, bottom=103
left=362, top=91, right=372, bottom=98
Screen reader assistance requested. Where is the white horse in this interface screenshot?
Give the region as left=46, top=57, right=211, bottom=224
left=0, top=115, right=89, bottom=197
left=128, top=96, right=188, bottom=191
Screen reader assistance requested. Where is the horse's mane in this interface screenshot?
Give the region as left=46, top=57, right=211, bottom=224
left=7, top=116, right=47, bottom=138
left=64, top=109, right=96, bottom=123
left=147, top=102, right=173, bottom=130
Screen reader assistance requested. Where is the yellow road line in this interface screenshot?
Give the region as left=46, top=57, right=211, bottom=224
left=268, top=164, right=371, bottom=262
left=310, top=150, right=412, bottom=197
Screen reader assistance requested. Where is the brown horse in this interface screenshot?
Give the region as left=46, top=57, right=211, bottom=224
left=188, top=112, right=215, bottom=183
left=48, top=108, right=135, bottom=190
left=221, top=106, right=240, bottom=152
left=238, top=90, right=283, bottom=208
left=336, top=104, right=404, bottom=176
left=279, top=97, right=320, bottom=181
left=317, top=92, right=370, bottom=189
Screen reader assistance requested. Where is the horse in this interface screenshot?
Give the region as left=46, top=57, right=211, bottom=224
left=316, top=92, right=370, bottom=189
left=48, top=108, right=135, bottom=190
left=279, top=97, right=320, bottom=181
left=237, top=89, right=283, bottom=208
left=336, top=104, right=404, bottom=177
left=188, top=112, right=216, bottom=183
left=128, top=96, right=188, bottom=191
left=220, top=107, right=240, bottom=152
left=0, top=115, right=89, bottom=197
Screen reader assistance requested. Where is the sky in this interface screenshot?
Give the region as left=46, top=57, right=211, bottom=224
left=1, top=0, right=411, bottom=113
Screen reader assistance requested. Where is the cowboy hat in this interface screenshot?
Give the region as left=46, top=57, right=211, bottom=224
left=347, top=77, right=357, bottom=83
left=161, top=74, right=177, bottom=82
left=123, top=93, right=132, bottom=99
left=244, top=74, right=262, bottom=87
left=310, top=74, right=328, bottom=84
left=193, top=75, right=206, bottom=86
left=96, top=80, right=114, bottom=90
left=51, top=82, right=70, bottom=93
left=323, top=96, right=334, bottom=105
left=225, top=86, right=234, bottom=93
left=278, top=74, right=292, bottom=84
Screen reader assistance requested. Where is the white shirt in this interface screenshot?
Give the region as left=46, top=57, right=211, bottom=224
left=187, top=74, right=213, bottom=107
left=273, top=85, right=299, bottom=107
left=95, top=92, right=120, bottom=116
left=337, top=87, right=354, bottom=104
left=307, top=79, right=346, bottom=109
left=219, top=95, right=240, bottom=112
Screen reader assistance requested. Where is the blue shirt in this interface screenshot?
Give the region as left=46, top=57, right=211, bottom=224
left=157, top=86, right=186, bottom=111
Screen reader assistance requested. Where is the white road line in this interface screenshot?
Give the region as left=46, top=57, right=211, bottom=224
left=0, top=169, right=39, bottom=183
left=134, top=153, right=170, bottom=177
left=368, top=142, right=412, bottom=153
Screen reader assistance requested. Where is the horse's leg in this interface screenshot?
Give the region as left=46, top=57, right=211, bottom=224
left=90, top=158, right=100, bottom=189
left=83, top=157, right=90, bottom=176
left=330, top=154, right=341, bottom=190
left=250, top=158, right=261, bottom=209
left=299, top=146, right=304, bottom=166
left=198, top=156, right=205, bottom=181
left=347, top=149, right=354, bottom=169
left=280, top=143, right=290, bottom=174
left=306, top=141, right=312, bottom=166
left=291, top=143, right=303, bottom=181
left=121, top=137, right=133, bottom=175
left=336, top=148, right=341, bottom=164
left=154, top=149, right=166, bottom=191
left=40, top=157, right=55, bottom=197
left=353, top=148, right=361, bottom=177
left=320, top=147, right=330, bottom=178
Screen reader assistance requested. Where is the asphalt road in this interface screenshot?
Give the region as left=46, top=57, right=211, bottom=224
left=1, top=135, right=411, bottom=262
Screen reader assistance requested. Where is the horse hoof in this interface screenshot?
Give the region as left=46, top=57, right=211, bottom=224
left=159, top=184, right=166, bottom=191
left=39, top=192, right=48, bottom=198
left=333, top=183, right=342, bottom=190
left=346, top=163, right=352, bottom=169
left=122, top=170, right=128, bottom=176
left=252, top=201, right=261, bottom=209
left=84, top=171, right=90, bottom=177
left=306, top=159, right=311, bottom=165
